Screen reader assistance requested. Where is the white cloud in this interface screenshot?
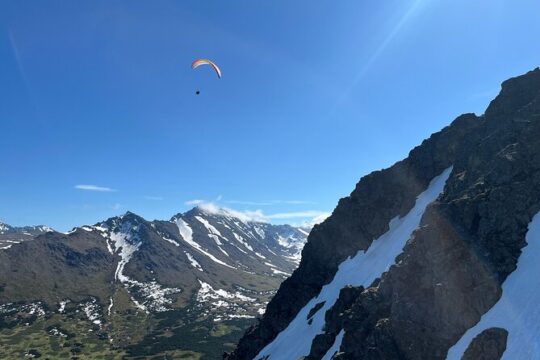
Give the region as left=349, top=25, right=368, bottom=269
left=298, top=213, right=331, bottom=228
left=196, top=202, right=267, bottom=223
left=185, top=199, right=205, bottom=206
left=75, top=185, right=116, bottom=192
left=189, top=200, right=329, bottom=226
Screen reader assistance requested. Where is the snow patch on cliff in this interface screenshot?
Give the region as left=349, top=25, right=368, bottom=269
left=446, top=210, right=540, bottom=360
left=255, top=167, right=453, bottom=360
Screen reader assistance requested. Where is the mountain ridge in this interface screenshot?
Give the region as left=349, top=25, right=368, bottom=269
left=0, top=221, right=54, bottom=250
left=0, top=205, right=309, bottom=358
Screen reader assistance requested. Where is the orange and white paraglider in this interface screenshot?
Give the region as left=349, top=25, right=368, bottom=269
left=192, top=59, right=221, bottom=78
left=191, top=59, right=221, bottom=95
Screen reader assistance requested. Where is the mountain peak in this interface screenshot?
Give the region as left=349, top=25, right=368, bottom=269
left=193, top=204, right=242, bottom=219
left=121, top=211, right=145, bottom=222
left=0, top=221, right=13, bottom=234
left=175, top=204, right=264, bottom=224
left=485, top=67, right=540, bottom=120
left=101, top=211, right=145, bottom=224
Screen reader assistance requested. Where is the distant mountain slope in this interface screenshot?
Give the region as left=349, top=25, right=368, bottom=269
left=228, top=68, right=540, bottom=360
left=0, top=221, right=54, bottom=250
left=0, top=207, right=307, bottom=359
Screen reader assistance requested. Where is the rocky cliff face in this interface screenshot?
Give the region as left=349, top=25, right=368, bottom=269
left=227, top=68, right=540, bottom=360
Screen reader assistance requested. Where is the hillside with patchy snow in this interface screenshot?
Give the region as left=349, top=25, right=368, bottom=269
left=0, top=207, right=307, bottom=359
left=0, top=221, right=54, bottom=249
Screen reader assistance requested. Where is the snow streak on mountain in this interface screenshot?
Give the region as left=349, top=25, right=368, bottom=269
left=256, top=167, right=452, bottom=360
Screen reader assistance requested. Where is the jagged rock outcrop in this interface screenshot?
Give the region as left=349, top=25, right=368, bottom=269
left=227, top=68, right=540, bottom=359
left=461, top=328, right=508, bottom=360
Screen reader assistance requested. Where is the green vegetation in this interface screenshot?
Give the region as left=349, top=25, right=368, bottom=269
left=0, top=297, right=256, bottom=359
left=126, top=303, right=255, bottom=360
left=0, top=314, right=125, bottom=359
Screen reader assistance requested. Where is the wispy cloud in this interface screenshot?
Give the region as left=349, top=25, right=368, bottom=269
left=190, top=201, right=329, bottom=226
left=110, top=203, right=122, bottom=210
left=144, top=195, right=164, bottom=201
left=185, top=199, right=205, bottom=206
left=299, top=213, right=331, bottom=228
left=75, top=185, right=116, bottom=192
left=196, top=202, right=267, bottom=223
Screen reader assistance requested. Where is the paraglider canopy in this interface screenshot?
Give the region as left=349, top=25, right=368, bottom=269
left=191, top=59, right=222, bottom=78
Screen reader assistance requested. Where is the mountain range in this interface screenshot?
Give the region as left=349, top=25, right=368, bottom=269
left=0, top=222, right=53, bottom=250
left=0, top=206, right=308, bottom=359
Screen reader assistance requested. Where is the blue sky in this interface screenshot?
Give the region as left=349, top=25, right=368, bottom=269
left=1, top=0, right=540, bottom=231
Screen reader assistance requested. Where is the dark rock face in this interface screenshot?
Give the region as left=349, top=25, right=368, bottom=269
left=306, top=301, right=326, bottom=322
left=462, top=327, right=508, bottom=360
left=334, top=287, right=396, bottom=360
left=227, top=68, right=540, bottom=359
left=306, top=286, right=363, bottom=359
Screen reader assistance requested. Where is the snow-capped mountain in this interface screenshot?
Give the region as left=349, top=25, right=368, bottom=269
left=227, top=69, right=540, bottom=360
left=0, top=221, right=54, bottom=249
left=0, top=207, right=307, bottom=358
